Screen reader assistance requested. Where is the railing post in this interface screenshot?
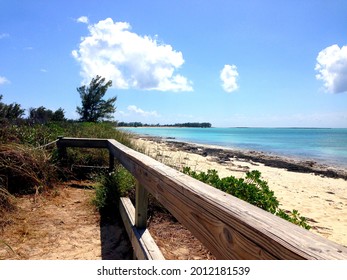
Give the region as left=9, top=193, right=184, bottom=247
left=56, top=136, right=67, bottom=161
left=109, top=151, right=115, bottom=173
left=135, top=180, right=148, bottom=229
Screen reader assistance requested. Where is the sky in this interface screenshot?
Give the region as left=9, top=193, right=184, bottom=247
left=1, top=0, right=347, bottom=128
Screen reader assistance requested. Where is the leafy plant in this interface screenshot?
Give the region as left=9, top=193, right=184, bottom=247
left=92, top=165, right=136, bottom=211
left=182, top=167, right=311, bottom=229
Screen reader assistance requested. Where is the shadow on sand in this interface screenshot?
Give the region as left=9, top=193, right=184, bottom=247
left=99, top=206, right=133, bottom=260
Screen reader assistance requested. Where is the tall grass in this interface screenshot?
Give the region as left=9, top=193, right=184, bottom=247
left=0, top=121, right=133, bottom=206
left=0, top=143, right=57, bottom=194
left=0, top=187, right=16, bottom=217
left=0, top=184, right=16, bottom=252
left=0, top=121, right=133, bottom=148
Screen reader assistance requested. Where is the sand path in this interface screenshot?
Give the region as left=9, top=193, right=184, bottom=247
left=0, top=181, right=132, bottom=260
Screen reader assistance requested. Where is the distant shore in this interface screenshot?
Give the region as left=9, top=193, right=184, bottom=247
left=131, top=135, right=347, bottom=246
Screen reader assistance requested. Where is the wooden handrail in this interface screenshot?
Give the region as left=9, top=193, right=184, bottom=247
left=57, top=137, right=347, bottom=260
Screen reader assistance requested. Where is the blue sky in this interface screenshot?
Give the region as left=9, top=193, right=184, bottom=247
left=1, top=0, right=347, bottom=127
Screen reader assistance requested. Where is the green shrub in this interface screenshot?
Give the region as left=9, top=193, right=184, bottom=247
left=92, top=165, right=135, bottom=211
left=182, top=167, right=311, bottom=229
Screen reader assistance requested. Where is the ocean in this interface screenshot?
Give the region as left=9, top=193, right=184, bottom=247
left=120, top=127, right=347, bottom=168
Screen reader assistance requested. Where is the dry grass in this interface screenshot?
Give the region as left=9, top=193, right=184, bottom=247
left=0, top=142, right=59, bottom=254
left=0, top=143, right=58, bottom=194
left=0, top=187, right=16, bottom=231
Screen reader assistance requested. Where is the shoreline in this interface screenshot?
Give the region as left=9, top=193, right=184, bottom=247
left=131, top=135, right=347, bottom=247
left=120, top=126, right=347, bottom=171
left=136, top=135, right=347, bottom=180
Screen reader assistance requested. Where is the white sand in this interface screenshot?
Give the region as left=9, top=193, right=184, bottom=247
left=132, top=137, right=347, bottom=247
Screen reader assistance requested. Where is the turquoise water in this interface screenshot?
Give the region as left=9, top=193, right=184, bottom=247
left=121, top=127, right=347, bottom=168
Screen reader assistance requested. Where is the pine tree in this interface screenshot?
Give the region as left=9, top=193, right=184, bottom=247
left=76, top=76, right=117, bottom=122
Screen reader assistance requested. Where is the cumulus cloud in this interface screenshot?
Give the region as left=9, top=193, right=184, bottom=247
left=72, top=18, right=193, bottom=92
left=315, top=44, right=347, bottom=94
left=220, top=64, right=239, bottom=92
left=0, top=76, right=10, bottom=85
left=127, top=105, right=159, bottom=117
left=76, top=16, right=89, bottom=24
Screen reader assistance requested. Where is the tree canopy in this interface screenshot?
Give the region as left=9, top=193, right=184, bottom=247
left=28, top=106, right=66, bottom=124
left=0, top=94, right=25, bottom=120
left=76, top=75, right=117, bottom=122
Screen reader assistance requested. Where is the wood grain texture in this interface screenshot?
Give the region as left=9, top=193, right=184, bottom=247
left=135, top=181, right=148, bottom=229
left=57, top=137, right=347, bottom=259
left=119, top=197, right=165, bottom=260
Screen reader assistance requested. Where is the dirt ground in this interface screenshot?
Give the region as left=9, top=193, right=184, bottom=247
left=0, top=181, right=213, bottom=260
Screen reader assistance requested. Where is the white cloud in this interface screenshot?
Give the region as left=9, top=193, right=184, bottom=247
left=0, top=33, right=9, bottom=39
left=220, top=64, right=239, bottom=92
left=315, top=44, right=347, bottom=94
left=127, top=105, right=159, bottom=117
left=0, top=76, right=10, bottom=85
left=77, top=16, right=89, bottom=24
left=72, top=18, right=193, bottom=92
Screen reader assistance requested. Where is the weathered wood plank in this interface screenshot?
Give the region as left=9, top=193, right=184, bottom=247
left=57, top=137, right=109, bottom=149
left=107, top=138, right=347, bottom=260
left=119, top=197, right=165, bottom=260
left=135, top=181, right=148, bottom=229
left=109, top=151, right=115, bottom=172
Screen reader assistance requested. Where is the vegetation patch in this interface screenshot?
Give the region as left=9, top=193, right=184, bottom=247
left=0, top=144, right=57, bottom=194
left=93, top=166, right=136, bottom=211
left=183, top=167, right=311, bottom=229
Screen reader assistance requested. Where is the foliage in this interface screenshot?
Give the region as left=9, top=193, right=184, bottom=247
left=276, top=209, right=311, bottom=229
left=117, top=121, right=212, bottom=128
left=182, top=167, right=311, bottom=229
left=0, top=120, right=133, bottom=190
left=92, top=165, right=135, bottom=211
left=0, top=95, right=25, bottom=120
left=0, top=121, right=133, bottom=148
left=28, top=106, right=66, bottom=124
left=76, top=75, right=117, bottom=122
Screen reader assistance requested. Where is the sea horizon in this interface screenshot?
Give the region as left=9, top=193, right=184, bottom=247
left=120, top=126, right=347, bottom=169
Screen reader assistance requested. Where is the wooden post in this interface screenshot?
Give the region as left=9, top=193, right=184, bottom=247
left=109, top=151, right=115, bottom=173
left=135, top=181, right=148, bottom=229
left=56, top=136, right=67, bottom=161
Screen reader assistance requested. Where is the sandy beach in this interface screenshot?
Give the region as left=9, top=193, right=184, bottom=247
left=131, top=136, right=347, bottom=247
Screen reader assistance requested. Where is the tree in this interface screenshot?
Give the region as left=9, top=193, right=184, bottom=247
left=76, top=75, right=117, bottom=122
left=0, top=94, right=25, bottom=120
left=51, top=108, right=66, bottom=122
left=29, top=106, right=52, bottom=124
left=28, top=106, right=66, bottom=124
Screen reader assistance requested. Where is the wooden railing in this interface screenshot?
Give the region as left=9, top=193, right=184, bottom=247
left=56, top=137, right=347, bottom=260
